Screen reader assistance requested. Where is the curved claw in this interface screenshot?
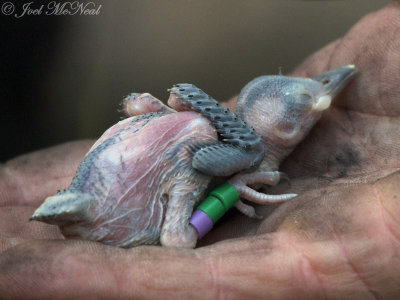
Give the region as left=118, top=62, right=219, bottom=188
left=235, top=200, right=263, bottom=219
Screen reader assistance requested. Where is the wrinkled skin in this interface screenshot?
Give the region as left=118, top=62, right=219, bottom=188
left=0, top=2, right=400, bottom=299
left=31, top=111, right=216, bottom=248
left=33, top=66, right=351, bottom=247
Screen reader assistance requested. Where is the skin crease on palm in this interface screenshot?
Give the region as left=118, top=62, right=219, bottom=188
left=0, top=2, right=400, bottom=299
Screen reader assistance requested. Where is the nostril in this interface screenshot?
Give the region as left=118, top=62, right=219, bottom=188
left=322, top=79, right=330, bottom=85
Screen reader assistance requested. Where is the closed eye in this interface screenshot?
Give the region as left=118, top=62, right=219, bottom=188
left=299, top=93, right=312, bottom=101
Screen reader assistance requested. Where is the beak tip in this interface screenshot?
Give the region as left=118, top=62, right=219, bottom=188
left=313, top=64, right=358, bottom=99
left=344, top=64, right=358, bottom=74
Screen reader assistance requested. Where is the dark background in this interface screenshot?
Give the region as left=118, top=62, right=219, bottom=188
left=0, top=0, right=391, bottom=162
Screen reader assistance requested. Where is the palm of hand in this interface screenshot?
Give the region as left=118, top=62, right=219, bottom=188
left=0, top=3, right=399, bottom=299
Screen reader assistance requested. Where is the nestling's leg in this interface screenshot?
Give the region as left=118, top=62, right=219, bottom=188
left=234, top=200, right=262, bottom=219
left=122, top=93, right=175, bottom=117
left=228, top=171, right=297, bottom=205
left=160, top=182, right=207, bottom=248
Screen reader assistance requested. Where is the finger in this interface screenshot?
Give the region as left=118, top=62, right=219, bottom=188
left=292, top=2, right=400, bottom=117
left=202, top=168, right=400, bottom=298
left=0, top=237, right=341, bottom=299
left=281, top=106, right=400, bottom=180
left=0, top=140, right=93, bottom=207
left=281, top=4, right=400, bottom=179
left=0, top=206, right=62, bottom=243
left=0, top=216, right=398, bottom=300
left=0, top=236, right=31, bottom=253
left=225, top=3, right=400, bottom=180
left=222, top=96, right=238, bottom=112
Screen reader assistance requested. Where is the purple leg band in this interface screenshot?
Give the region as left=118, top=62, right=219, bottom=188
left=189, top=210, right=213, bottom=239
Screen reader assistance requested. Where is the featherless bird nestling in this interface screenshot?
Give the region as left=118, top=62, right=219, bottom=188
left=31, top=65, right=357, bottom=248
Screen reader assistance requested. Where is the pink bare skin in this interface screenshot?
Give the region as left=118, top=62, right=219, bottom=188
left=1, top=2, right=400, bottom=299
left=122, top=93, right=175, bottom=116
left=38, top=112, right=216, bottom=248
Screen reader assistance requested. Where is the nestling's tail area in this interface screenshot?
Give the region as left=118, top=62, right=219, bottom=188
left=30, top=191, right=93, bottom=225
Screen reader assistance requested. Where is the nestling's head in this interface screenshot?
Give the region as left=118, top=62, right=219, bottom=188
left=235, top=65, right=357, bottom=164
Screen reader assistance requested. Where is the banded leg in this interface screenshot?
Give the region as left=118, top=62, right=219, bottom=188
left=160, top=182, right=207, bottom=248
left=122, top=93, right=175, bottom=117
left=168, top=83, right=265, bottom=176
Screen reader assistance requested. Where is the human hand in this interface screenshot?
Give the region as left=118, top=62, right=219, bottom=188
left=1, top=2, right=400, bottom=299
